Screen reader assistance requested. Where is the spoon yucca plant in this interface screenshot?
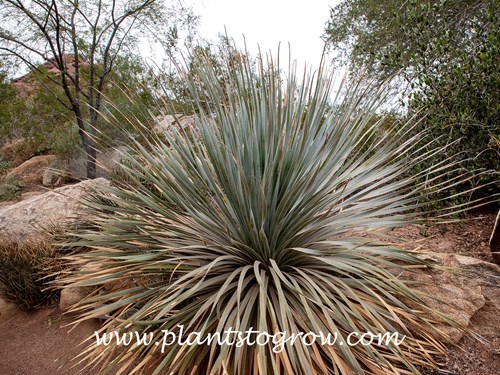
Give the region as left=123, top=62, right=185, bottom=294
left=60, top=50, right=474, bottom=375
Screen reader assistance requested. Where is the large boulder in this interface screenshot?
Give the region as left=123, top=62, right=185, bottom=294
left=454, top=255, right=500, bottom=337
left=5, top=155, right=57, bottom=187
left=0, top=138, right=39, bottom=168
left=154, top=114, right=200, bottom=139
left=407, top=253, right=500, bottom=343
left=42, top=146, right=129, bottom=187
left=0, top=178, right=109, bottom=241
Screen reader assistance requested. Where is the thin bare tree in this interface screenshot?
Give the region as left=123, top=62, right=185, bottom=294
left=0, top=0, right=196, bottom=178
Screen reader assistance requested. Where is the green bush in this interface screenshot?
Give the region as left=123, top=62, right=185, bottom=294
left=0, top=155, right=11, bottom=175
left=59, top=51, right=472, bottom=374
left=0, top=175, right=24, bottom=202
left=0, top=238, right=63, bottom=310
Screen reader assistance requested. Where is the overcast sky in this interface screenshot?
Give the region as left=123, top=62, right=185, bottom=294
left=191, top=0, right=337, bottom=72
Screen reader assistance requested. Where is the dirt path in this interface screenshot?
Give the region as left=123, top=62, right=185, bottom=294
left=0, top=304, right=99, bottom=375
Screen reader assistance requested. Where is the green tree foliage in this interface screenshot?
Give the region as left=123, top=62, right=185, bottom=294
left=0, top=65, right=23, bottom=144
left=408, top=5, right=500, bottom=201
left=161, top=35, right=253, bottom=114
left=0, top=0, right=197, bottom=178
left=0, top=55, right=158, bottom=156
left=93, top=54, right=160, bottom=146
left=324, top=0, right=499, bottom=205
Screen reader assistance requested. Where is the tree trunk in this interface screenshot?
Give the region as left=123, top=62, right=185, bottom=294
left=81, top=136, right=97, bottom=179
left=75, top=114, right=97, bottom=179
left=86, top=142, right=97, bottom=179
left=86, top=109, right=99, bottom=179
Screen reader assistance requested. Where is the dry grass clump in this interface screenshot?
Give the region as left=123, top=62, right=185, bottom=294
left=0, top=237, right=64, bottom=310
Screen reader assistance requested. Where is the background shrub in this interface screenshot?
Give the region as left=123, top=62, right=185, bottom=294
left=0, top=155, right=11, bottom=175
left=324, top=0, right=500, bottom=209
left=0, top=175, right=24, bottom=202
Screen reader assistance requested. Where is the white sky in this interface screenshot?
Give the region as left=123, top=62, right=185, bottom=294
left=191, top=0, right=337, bottom=72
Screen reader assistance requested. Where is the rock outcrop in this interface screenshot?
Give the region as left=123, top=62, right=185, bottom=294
left=6, top=155, right=57, bottom=186
left=408, top=253, right=500, bottom=343
left=0, top=178, right=109, bottom=241
left=0, top=138, right=39, bottom=168
left=154, top=114, right=200, bottom=139
left=42, top=146, right=129, bottom=187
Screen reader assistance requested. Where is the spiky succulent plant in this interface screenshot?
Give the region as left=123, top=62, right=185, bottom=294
left=60, top=51, right=470, bottom=375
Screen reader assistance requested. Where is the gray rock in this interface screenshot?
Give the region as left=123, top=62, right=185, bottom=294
left=59, top=287, right=90, bottom=313
left=42, top=146, right=129, bottom=186
left=6, top=154, right=57, bottom=186
left=0, top=177, right=109, bottom=241
left=154, top=114, right=200, bottom=139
